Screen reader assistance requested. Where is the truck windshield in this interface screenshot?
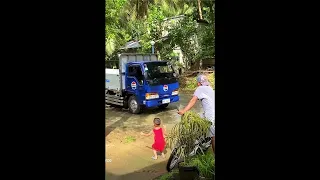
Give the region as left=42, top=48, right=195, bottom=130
left=144, top=62, right=177, bottom=85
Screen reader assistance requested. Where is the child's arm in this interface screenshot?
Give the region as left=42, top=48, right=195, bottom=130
left=140, top=130, right=153, bottom=136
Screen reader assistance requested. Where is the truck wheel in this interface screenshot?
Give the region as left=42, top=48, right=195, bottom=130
left=158, top=104, right=169, bottom=109
left=123, top=98, right=129, bottom=109
left=128, top=96, right=141, bottom=114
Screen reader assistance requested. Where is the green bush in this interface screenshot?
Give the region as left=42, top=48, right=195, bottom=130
left=185, top=77, right=198, bottom=90
left=179, top=73, right=215, bottom=91
left=166, top=111, right=211, bottom=163
left=187, top=151, right=215, bottom=178
left=207, top=73, right=215, bottom=90
left=165, top=111, right=214, bottom=179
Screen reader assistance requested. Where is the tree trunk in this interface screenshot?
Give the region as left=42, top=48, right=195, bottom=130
left=197, top=0, right=203, bottom=19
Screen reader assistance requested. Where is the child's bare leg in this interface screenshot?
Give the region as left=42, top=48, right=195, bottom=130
left=161, top=152, right=165, bottom=158
left=152, top=149, right=158, bottom=159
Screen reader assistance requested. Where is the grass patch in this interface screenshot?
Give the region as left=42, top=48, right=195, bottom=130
left=158, top=172, right=174, bottom=180
left=124, top=136, right=136, bottom=143
left=155, top=169, right=178, bottom=180
left=179, top=72, right=215, bottom=91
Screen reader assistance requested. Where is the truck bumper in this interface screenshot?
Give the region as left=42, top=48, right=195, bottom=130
left=144, top=95, right=179, bottom=108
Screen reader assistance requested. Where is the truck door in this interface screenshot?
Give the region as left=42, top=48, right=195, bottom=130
left=126, top=64, right=145, bottom=103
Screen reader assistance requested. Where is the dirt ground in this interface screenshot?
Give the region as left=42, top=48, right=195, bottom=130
left=105, top=93, right=203, bottom=180
left=106, top=128, right=170, bottom=180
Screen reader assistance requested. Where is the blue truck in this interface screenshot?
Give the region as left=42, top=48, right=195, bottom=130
left=105, top=53, right=180, bottom=114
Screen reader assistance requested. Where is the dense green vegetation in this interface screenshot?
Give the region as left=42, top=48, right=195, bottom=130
left=179, top=73, right=215, bottom=91
left=166, top=111, right=211, bottom=162
left=106, top=0, right=215, bottom=67
left=160, top=110, right=214, bottom=179
left=156, top=151, right=214, bottom=179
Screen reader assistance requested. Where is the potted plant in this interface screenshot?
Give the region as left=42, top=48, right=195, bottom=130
left=166, top=111, right=212, bottom=180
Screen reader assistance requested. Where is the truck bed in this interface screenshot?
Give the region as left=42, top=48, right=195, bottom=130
left=105, top=69, right=121, bottom=91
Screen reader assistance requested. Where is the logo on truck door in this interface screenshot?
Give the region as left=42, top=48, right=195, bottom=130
left=163, top=85, right=168, bottom=91
left=131, top=81, right=137, bottom=90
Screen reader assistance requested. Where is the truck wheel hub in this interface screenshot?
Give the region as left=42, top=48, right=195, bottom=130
left=130, top=100, right=138, bottom=111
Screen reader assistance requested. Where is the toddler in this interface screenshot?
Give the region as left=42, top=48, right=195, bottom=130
left=140, top=118, right=166, bottom=160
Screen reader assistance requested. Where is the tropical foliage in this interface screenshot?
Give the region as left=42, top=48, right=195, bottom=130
left=106, top=0, right=215, bottom=68
left=187, top=151, right=215, bottom=178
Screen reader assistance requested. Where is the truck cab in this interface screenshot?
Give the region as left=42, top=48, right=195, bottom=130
left=105, top=53, right=180, bottom=114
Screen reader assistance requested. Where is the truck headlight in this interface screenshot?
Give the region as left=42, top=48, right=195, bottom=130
left=172, top=89, right=179, bottom=96
left=146, top=93, right=159, bottom=100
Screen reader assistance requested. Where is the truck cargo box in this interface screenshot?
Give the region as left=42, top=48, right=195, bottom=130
left=105, top=69, right=121, bottom=91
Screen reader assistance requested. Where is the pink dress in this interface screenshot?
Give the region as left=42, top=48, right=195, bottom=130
left=152, top=128, right=166, bottom=152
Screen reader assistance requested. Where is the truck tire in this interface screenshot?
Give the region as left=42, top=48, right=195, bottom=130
left=158, top=104, right=169, bottom=109
left=123, top=98, right=129, bottom=109
left=128, top=96, right=141, bottom=114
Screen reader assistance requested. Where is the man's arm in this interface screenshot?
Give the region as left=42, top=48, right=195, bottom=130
left=178, top=96, right=198, bottom=115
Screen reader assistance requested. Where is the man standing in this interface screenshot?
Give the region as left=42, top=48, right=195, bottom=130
left=178, top=74, right=215, bottom=153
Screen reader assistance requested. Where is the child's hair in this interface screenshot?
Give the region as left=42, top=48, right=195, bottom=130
left=153, top=118, right=161, bottom=126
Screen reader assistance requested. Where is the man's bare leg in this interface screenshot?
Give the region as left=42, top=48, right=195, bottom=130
left=212, top=136, right=215, bottom=154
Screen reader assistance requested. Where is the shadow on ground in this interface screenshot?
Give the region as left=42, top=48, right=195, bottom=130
left=106, top=159, right=213, bottom=180
left=106, top=160, right=168, bottom=180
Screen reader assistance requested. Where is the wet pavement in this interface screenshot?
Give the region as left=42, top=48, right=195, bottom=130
left=105, top=93, right=204, bottom=180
